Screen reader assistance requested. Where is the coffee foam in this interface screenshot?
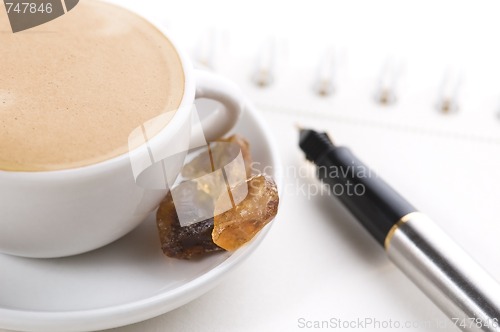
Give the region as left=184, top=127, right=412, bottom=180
left=0, top=0, right=184, bottom=171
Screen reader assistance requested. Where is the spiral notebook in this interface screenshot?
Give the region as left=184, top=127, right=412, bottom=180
left=177, top=24, right=500, bottom=277
left=108, top=1, right=500, bottom=330
left=190, top=44, right=500, bottom=332
left=154, top=1, right=500, bottom=286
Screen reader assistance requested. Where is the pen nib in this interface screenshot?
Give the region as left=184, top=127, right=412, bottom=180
left=298, top=127, right=335, bottom=163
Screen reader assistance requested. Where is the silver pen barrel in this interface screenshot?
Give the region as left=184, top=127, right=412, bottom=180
left=386, top=212, right=500, bottom=332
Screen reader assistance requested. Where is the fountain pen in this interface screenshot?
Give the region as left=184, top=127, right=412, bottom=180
left=299, top=128, right=500, bottom=332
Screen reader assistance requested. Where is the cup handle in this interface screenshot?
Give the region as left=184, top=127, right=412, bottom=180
left=194, top=69, right=244, bottom=141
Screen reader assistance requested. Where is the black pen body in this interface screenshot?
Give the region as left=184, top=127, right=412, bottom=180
left=315, top=146, right=416, bottom=246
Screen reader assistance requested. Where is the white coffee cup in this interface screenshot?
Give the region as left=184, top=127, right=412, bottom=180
left=0, top=10, right=244, bottom=258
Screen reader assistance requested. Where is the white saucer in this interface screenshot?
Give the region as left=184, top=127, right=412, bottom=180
left=0, top=103, right=282, bottom=332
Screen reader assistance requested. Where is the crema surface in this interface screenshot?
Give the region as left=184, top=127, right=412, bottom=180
left=0, top=0, right=184, bottom=171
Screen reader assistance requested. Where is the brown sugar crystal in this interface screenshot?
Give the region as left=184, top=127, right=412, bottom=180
left=156, top=134, right=279, bottom=260
left=181, top=135, right=253, bottom=179
left=156, top=174, right=279, bottom=259
left=212, top=175, right=279, bottom=251
left=156, top=185, right=223, bottom=260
